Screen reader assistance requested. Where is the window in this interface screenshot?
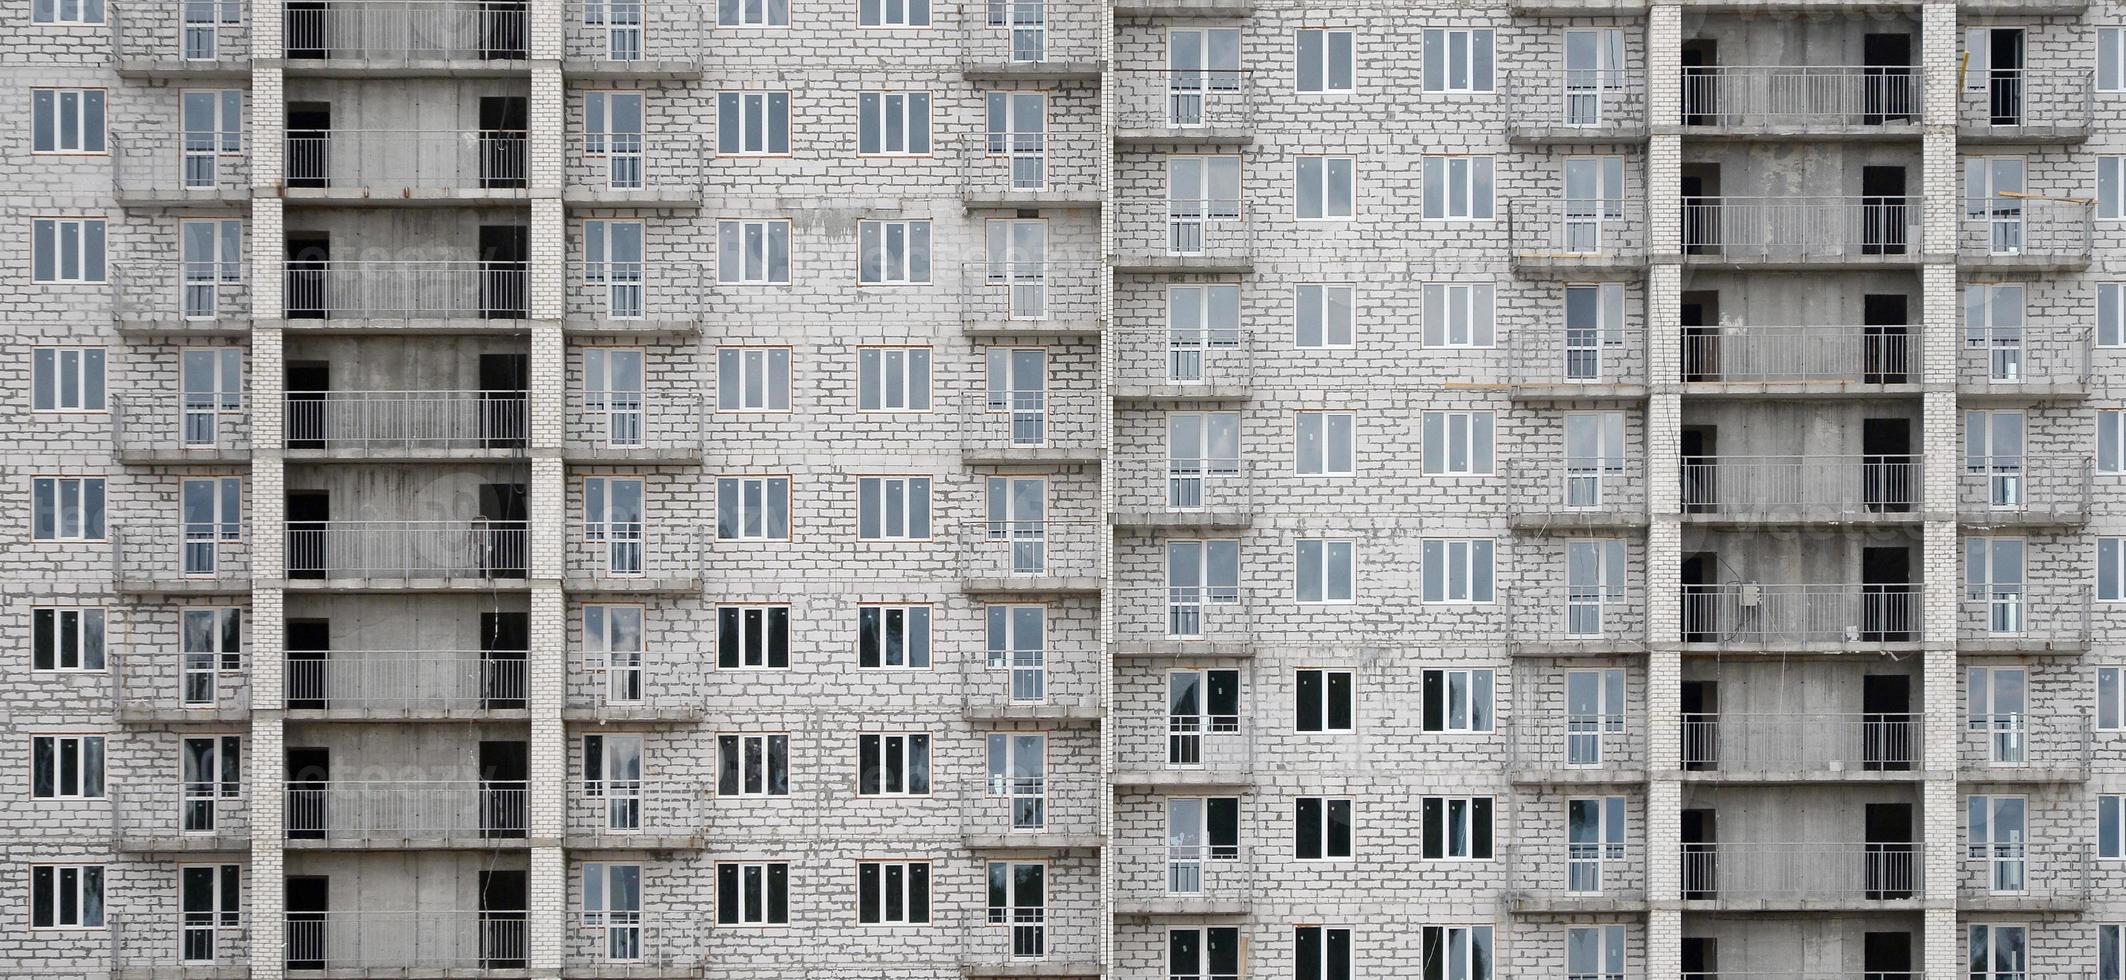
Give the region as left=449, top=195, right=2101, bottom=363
left=2106, top=29, right=2126, bottom=93
left=1566, top=797, right=1627, bottom=893
left=1170, top=927, right=1241, bottom=980
left=32, top=218, right=105, bottom=283
left=1166, top=670, right=1240, bottom=766
left=986, top=861, right=1047, bottom=956
left=858, top=347, right=931, bottom=412
left=859, top=0, right=926, bottom=26
left=858, top=220, right=930, bottom=285
left=1295, top=411, right=1354, bottom=476
left=30, top=865, right=103, bottom=928
left=581, top=219, right=645, bottom=319
left=1422, top=28, right=1493, bottom=93
left=31, top=477, right=104, bottom=541
left=1421, top=926, right=1493, bottom=980
left=986, top=92, right=1047, bottom=190
left=2102, top=666, right=2126, bottom=731
left=1564, top=283, right=1627, bottom=381
left=2103, top=283, right=2126, bottom=348
left=1967, top=794, right=2029, bottom=893
left=1166, top=155, right=1243, bottom=256
left=1296, top=667, right=1355, bottom=733
left=180, top=348, right=242, bottom=446
left=1296, top=538, right=1356, bottom=604
left=581, top=863, right=643, bottom=962
left=33, top=0, right=102, bottom=23
left=857, top=862, right=930, bottom=924
left=716, top=0, right=785, bottom=26
left=859, top=605, right=930, bottom=668
left=178, top=220, right=243, bottom=320
left=986, top=733, right=1048, bottom=830
left=1423, top=411, right=1495, bottom=475
left=1166, top=282, right=1241, bottom=383
left=1422, top=156, right=1493, bottom=220
left=179, top=735, right=240, bottom=832
left=1422, top=796, right=1494, bottom=859
left=1296, top=284, right=1354, bottom=348
left=31, top=607, right=104, bottom=672
left=858, top=733, right=931, bottom=795
left=1296, top=155, right=1355, bottom=220
left=1568, top=926, right=1626, bottom=980
left=717, top=220, right=790, bottom=285
left=30, top=735, right=103, bottom=799
left=30, top=348, right=104, bottom=413
left=857, top=476, right=930, bottom=541
left=580, top=734, right=642, bottom=829
left=583, top=92, right=644, bottom=189
left=1295, top=926, right=1353, bottom=980
left=715, top=862, right=789, bottom=924
left=716, top=347, right=790, bottom=412
left=2105, top=926, right=2124, bottom=980
left=32, top=89, right=105, bottom=154
left=180, top=609, right=241, bottom=707
left=1966, top=283, right=2026, bottom=383
left=2107, top=156, right=2126, bottom=222
left=1423, top=282, right=1495, bottom=348
left=1970, top=925, right=2028, bottom=980
left=1167, top=540, right=1242, bottom=635
left=1297, top=29, right=1354, bottom=93
left=1423, top=539, right=1495, bottom=603
left=718, top=476, right=790, bottom=540
left=583, top=477, right=644, bottom=574
left=717, top=604, right=789, bottom=668
left=1422, top=668, right=1494, bottom=733
left=717, top=733, right=789, bottom=797
left=583, top=604, right=645, bottom=705
left=987, top=219, right=1052, bottom=320
left=1295, top=796, right=1353, bottom=859
left=2103, top=537, right=2126, bottom=601
left=1566, top=667, right=1627, bottom=765
left=178, top=91, right=243, bottom=189
left=2104, top=795, right=2126, bottom=860
left=858, top=93, right=931, bottom=155
left=1564, top=413, right=1627, bottom=508
left=180, top=477, right=241, bottom=575
left=178, top=865, right=241, bottom=964
left=987, top=604, right=1048, bottom=702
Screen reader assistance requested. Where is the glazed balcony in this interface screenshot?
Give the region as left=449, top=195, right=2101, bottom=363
left=1677, top=712, right=1921, bottom=776
left=1677, top=66, right=1921, bottom=133
left=1112, top=843, right=1252, bottom=915
left=111, top=131, right=250, bottom=205
left=1960, top=198, right=2092, bottom=271
left=1680, top=325, right=1915, bottom=388
left=1679, top=842, right=1920, bottom=907
left=282, top=779, right=528, bottom=844
left=283, top=910, right=528, bottom=973
left=1679, top=454, right=1921, bottom=522
left=283, top=519, right=529, bottom=581
left=1115, top=70, right=1254, bottom=144
left=1679, top=584, right=1920, bottom=649
left=283, top=650, right=528, bottom=717
left=1505, top=69, right=1647, bottom=143
left=1957, top=458, right=2091, bottom=526
left=283, top=390, right=527, bottom=458
left=282, top=260, right=529, bottom=322
left=280, top=0, right=529, bottom=68
left=283, top=129, right=528, bottom=200
left=1959, top=69, right=2093, bottom=142
left=1958, top=587, right=2092, bottom=652
left=1681, top=196, right=1924, bottom=265
left=1508, top=197, right=1648, bottom=275
left=110, top=393, right=253, bottom=463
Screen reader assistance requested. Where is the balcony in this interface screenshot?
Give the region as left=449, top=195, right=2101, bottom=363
left=1114, top=325, right=1251, bottom=402
left=958, top=261, right=1103, bottom=336
left=564, top=781, right=705, bottom=849
left=958, top=904, right=1102, bottom=978
left=1115, top=70, right=1253, bottom=145
left=564, top=389, right=703, bottom=462
left=1508, top=198, right=1648, bottom=276
left=284, top=390, right=527, bottom=460
left=111, top=1, right=252, bottom=75
left=1957, top=458, right=2091, bottom=527
left=567, top=528, right=702, bottom=593
left=1679, top=454, right=1923, bottom=524
left=111, top=651, right=252, bottom=723
left=1677, top=712, right=1922, bottom=779
left=1506, top=713, right=1646, bottom=782
left=564, top=918, right=706, bottom=977
left=563, top=0, right=706, bottom=76
left=961, top=130, right=1102, bottom=208
left=1503, top=843, right=1644, bottom=914
left=110, top=912, right=250, bottom=978
left=1959, top=714, right=2090, bottom=782
left=1959, top=198, right=2092, bottom=272
left=282, top=260, right=529, bottom=324
left=958, top=0, right=1100, bottom=78
left=1680, top=325, right=1916, bottom=392
left=283, top=129, right=528, bottom=202
left=564, top=134, right=707, bottom=205
left=1503, top=459, right=1647, bottom=530
left=280, top=0, right=529, bottom=72
left=959, top=653, right=1101, bottom=725
left=283, top=910, right=528, bottom=973
left=566, top=259, right=707, bottom=332
left=1505, top=70, right=1647, bottom=143
left=1506, top=323, right=1648, bottom=398
left=1505, top=587, right=1645, bottom=655
left=960, top=771, right=1100, bottom=850
left=1959, top=70, right=2093, bottom=143
left=1679, top=842, right=1921, bottom=909
left=112, top=262, right=250, bottom=333
left=1113, top=692, right=1254, bottom=788
left=1958, top=843, right=2090, bottom=911
left=110, top=394, right=253, bottom=464
left=283, top=519, right=529, bottom=585
left=283, top=650, right=528, bottom=719
left=1958, top=588, right=2091, bottom=653
left=1111, top=587, right=1254, bottom=658
left=112, top=784, right=249, bottom=853
left=111, top=132, right=250, bottom=205
left=957, top=521, right=1101, bottom=594
left=112, top=523, right=252, bottom=595
left=1112, top=844, right=1251, bottom=916
left=1680, top=196, right=1927, bottom=266
left=1112, top=458, right=1251, bottom=530
left=1675, top=66, right=1921, bottom=136
left=566, top=649, right=706, bottom=723
left=283, top=779, right=528, bottom=847
left=1113, top=196, right=1253, bottom=274
left=1958, top=329, right=2092, bottom=401
left=959, top=387, right=1100, bottom=464
left=1679, top=584, right=1920, bottom=650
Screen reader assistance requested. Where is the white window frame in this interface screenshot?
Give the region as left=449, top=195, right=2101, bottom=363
left=30, top=347, right=105, bottom=413
left=1422, top=27, right=1494, bottom=94
left=716, top=604, right=790, bottom=669
left=582, top=476, right=645, bottom=575
left=33, top=0, right=104, bottom=24
left=1565, top=796, right=1628, bottom=893
left=1296, top=667, right=1355, bottom=733
left=1967, top=794, right=2030, bottom=894
left=2103, top=794, right=2126, bottom=860
left=715, top=0, right=786, bottom=26
left=714, top=862, right=790, bottom=925
left=1294, top=925, right=1354, bottom=980
left=31, top=607, right=105, bottom=672
left=2104, top=29, right=2126, bottom=93
left=857, top=346, right=932, bottom=412
left=1422, top=156, right=1494, bottom=221
left=1421, top=926, right=1494, bottom=980
left=1422, top=282, right=1496, bottom=349
left=858, top=0, right=928, bottom=27
left=857, top=476, right=931, bottom=541
left=178, top=864, right=241, bottom=964
left=858, top=732, right=932, bottom=796
left=31, top=88, right=106, bottom=155
left=582, top=604, right=646, bottom=705
left=717, top=732, right=790, bottom=797
left=716, top=348, right=791, bottom=412
left=2101, top=666, right=2126, bottom=734
left=580, top=862, right=643, bottom=963
left=1295, top=155, right=1355, bottom=221
left=1294, top=411, right=1355, bottom=477
left=2103, top=537, right=2126, bottom=602
left=1170, top=926, right=1243, bottom=980
left=859, top=605, right=932, bottom=669
left=2102, top=283, right=2126, bottom=348
left=1295, top=283, right=1354, bottom=349
left=1296, top=29, right=1355, bottom=94
left=32, top=217, right=106, bottom=284
left=1294, top=796, right=1354, bottom=860
left=580, top=218, right=645, bottom=319
left=31, top=734, right=104, bottom=799
left=1423, top=411, right=1496, bottom=476
left=30, top=864, right=104, bottom=929
left=1423, top=538, right=1496, bottom=604
left=857, top=92, right=932, bottom=156
left=31, top=476, right=104, bottom=541
left=179, top=348, right=242, bottom=447
left=858, top=220, right=931, bottom=285
left=1421, top=667, right=1495, bottom=734
left=2105, top=156, right=2126, bottom=222
left=179, top=609, right=240, bottom=708
left=1568, top=925, right=1628, bottom=980
left=1295, top=537, right=1356, bottom=604
left=716, top=219, right=791, bottom=285
left=1422, top=795, right=1494, bottom=860
left=986, top=603, right=1048, bottom=703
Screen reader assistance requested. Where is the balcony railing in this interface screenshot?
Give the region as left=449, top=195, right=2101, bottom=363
left=1958, top=458, right=2091, bottom=522
left=1116, top=70, right=1254, bottom=134
left=1682, top=196, right=1923, bottom=261
left=111, top=394, right=251, bottom=458
left=566, top=649, right=703, bottom=716
left=284, top=130, right=527, bottom=190
left=1680, top=584, right=1920, bottom=647
left=1113, top=457, right=1251, bottom=519
left=112, top=524, right=251, bottom=589
left=1505, top=70, right=1646, bottom=138
left=563, top=0, right=704, bottom=63
left=284, top=650, right=528, bottom=712
left=1680, top=454, right=1920, bottom=518
left=1111, top=586, right=1253, bottom=651
left=284, top=390, right=527, bottom=453
left=1679, top=66, right=1920, bottom=128
left=1960, top=69, right=2093, bottom=137
left=283, top=779, right=528, bottom=841
left=1116, top=196, right=1253, bottom=263
left=112, top=131, right=249, bottom=198
left=959, top=387, right=1098, bottom=456
left=1958, top=587, right=2091, bottom=647
left=957, top=0, right=1100, bottom=68
left=1115, top=324, right=1251, bottom=391
left=111, top=783, right=250, bottom=843
left=564, top=390, right=702, bottom=455
left=111, top=0, right=250, bottom=65
left=113, top=262, right=250, bottom=324
left=959, top=261, right=1103, bottom=324
left=565, top=134, right=706, bottom=195
left=565, top=781, right=704, bottom=839
left=960, top=772, right=1097, bottom=840
left=1960, top=198, right=2092, bottom=263
left=1509, top=322, right=1647, bottom=388
left=565, top=526, right=703, bottom=582
left=1959, top=843, right=2090, bottom=904
left=111, top=650, right=252, bottom=716
left=110, top=912, right=250, bottom=973
left=284, top=910, right=527, bottom=972
left=1506, top=586, right=1645, bottom=649
left=1504, top=458, right=1647, bottom=518
left=1680, top=842, right=1921, bottom=902
left=1508, top=712, right=1645, bottom=773
left=565, top=916, right=702, bottom=972
left=284, top=519, right=529, bottom=579
left=1113, top=844, right=1251, bottom=908
left=962, top=130, right=1099, bottom=199
left=956, top=521, right=1100, bottom=584
left=1113, top=692, right=1254, bottom=776
left=1681, top=325, right=1915, bottom=385
left=1960, top=714, right=2091, bottom=775
left=1679, top=712, right=1921, bottom=773
left=1509, top=198, right=1647, bottom=262
left=282, top=0, right=528, bottom=64
left=1504, top=842, right=1642, bottom=906
left=1959, top=327, right=2092, bottom=389
left=284, top=260, right=528, bottom=321
left=566, top=259, right=707, bottom=321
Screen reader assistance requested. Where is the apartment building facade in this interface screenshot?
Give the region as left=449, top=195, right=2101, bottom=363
left=8, top=0, right=2126, bottom=977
